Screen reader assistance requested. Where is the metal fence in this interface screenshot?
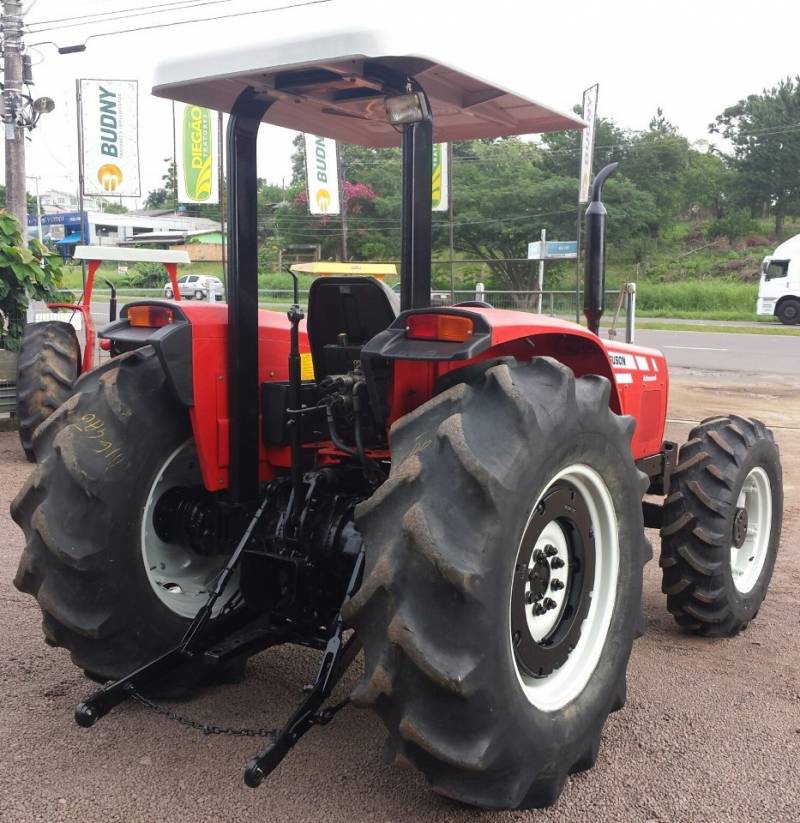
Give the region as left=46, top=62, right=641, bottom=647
left=49, top=285, right=632, bottom=325
left=2, top=285, right=635, bottom=417
left=0, top=380, right=15, bottom=415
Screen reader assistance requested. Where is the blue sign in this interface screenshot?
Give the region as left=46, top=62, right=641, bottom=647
left=527, top=240, right=578, bottom=260
left=27, top=210, right=85, bottom=227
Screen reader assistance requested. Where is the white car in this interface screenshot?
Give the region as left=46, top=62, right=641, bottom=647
left=164, top=274, right=225, bottom=301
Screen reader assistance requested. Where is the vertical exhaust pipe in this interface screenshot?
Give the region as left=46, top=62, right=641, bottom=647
left=583, top=162, right=618, bottom=335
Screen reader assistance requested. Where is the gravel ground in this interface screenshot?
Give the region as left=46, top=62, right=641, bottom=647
left=1, top=370, right=798, bottom=823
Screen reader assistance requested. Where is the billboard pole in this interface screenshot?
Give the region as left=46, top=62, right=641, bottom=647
left=575, top=83, right=599, bottom=324
left=337, top=142, right=348, bottom=261
left=218, top=111, right=226, bottom=283
left=75, top=78, right=86, bottom=290
left=171, top=100, right=178, bottom=209
left=448, top=142, right=454, bottom=302
left=537, top=228, right=546, bottom=314
left=574, top=208, right=581, bottom=323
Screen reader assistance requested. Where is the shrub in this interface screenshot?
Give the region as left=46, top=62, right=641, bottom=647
left=637, top=280, right=757, bottom=316
left=122, top=261, right=169, bottom=288
left=706, top=210, right=760, bottom=243
left=0, top=210, right=64, bottom=351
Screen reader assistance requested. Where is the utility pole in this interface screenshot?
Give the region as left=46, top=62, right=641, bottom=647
left=3, top=0, right=27, bottom=230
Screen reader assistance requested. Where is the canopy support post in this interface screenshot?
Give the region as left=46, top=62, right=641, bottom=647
left=226, top=87, right=273, bottom=507
left=399, top=115, right=433, bottom=311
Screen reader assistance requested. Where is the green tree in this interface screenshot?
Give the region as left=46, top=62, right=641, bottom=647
left=453, top=138, right=658, bottom=290
left=0, top=185, right=47, bottom=216
left=101, top=202, right=128, bottom=214
left=143, top=159, right=177, bottom=209
left=682, top=147, right=732, bottom=218
left=274, top=139, right=398, bottom=262
left=540, top=114, right=631, bottom=179
left=711, top=77, right=800, bottom=238
left=623, top=109, right=690, bottom=223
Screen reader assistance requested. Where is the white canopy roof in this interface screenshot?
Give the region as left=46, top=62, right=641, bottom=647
left=152, top=27, right=584, bottom=148
left=73, top=246, right=191, bottom=264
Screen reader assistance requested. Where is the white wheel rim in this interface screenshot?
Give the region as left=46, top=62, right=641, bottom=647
left=141, top=440, right=237, bottom=619
left=730, top=467, right=772, bottom=594
left=511, top=464, right=620, bottom=712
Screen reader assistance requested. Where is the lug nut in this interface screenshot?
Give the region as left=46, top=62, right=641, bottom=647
left=532, top=604, right=546, bottom=616
left=544, top=544, right=558, bottom=557
left=525, top=591, right=536, bottom=604
left=550, top=557, right=565, bottom=569
left=532, top=549, right=544, bottom=562
left=551, top=579, right=564, bottom=591
left=543, top=598, right=557, bottom=611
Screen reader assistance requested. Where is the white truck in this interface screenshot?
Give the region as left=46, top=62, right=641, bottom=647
left=756, top=233, right=800, bottom=324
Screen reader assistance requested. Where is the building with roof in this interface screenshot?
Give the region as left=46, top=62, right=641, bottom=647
left=27, top=209, right=221, bottom=258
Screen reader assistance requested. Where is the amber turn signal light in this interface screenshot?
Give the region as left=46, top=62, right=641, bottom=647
left=128, top=305, right=174, bottom=328
left=405, top=314, right=473, bottom=343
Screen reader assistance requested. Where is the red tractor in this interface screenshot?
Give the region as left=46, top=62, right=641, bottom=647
left=11, top=34, right=783, bottom=810
left=14, top=246, right=187, bottom=459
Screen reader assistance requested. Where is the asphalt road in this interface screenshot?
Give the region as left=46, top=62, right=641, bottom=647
left=38, top=301, right=797, bottom=379
left=630, top=329, right=800, bottom=376
left=1, top=373, right=799, bottom=822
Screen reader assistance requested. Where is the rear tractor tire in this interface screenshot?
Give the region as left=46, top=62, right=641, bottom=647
left=660, top=415, right=782, bottom=636
left=344, top=358, right=651, bottom=810
left=15, top=320, right=81, bottom=461
left=12, top=347, right=240, bottom=684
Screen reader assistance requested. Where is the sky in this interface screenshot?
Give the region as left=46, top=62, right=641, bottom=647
left=11, top=0, right=800, bottom=207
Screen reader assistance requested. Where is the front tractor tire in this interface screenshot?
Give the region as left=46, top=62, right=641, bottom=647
left=11, top=347, right=237, bottom=682
left=15, top=320, right=81, bottom=461
left=660, top=415, right=782, bottom=636
left=344, top=358, right=650, bottom=810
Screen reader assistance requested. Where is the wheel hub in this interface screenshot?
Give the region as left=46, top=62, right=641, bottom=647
left=511, top=481, right=595, bottom=679
left=141, top=441, right=238, bottom=619
left=528, top=550, right=552, bottom=602
left=732, top=506, right=748, bottom=549
left=153, top=486, right=228, bottom=556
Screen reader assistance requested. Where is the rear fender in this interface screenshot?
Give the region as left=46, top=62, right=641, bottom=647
left=101, top=300, right=310, bottom=492
left=365, top=307, right=668, bottom=461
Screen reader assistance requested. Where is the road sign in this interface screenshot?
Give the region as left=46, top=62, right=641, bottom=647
left=527, top=240, right=578, bottom=260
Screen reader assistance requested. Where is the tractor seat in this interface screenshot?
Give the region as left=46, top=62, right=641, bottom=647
left=307, top=276, right=399, bottom=379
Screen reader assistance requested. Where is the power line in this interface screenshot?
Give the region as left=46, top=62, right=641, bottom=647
left=27, top=0, right=228, bottom=27
left=29, top=0, right=333, bottom=49
left=26, top=0, right=233, bottom=34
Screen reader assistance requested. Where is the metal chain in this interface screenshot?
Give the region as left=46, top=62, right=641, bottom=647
left=129, top=688, right=277, bottom=739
